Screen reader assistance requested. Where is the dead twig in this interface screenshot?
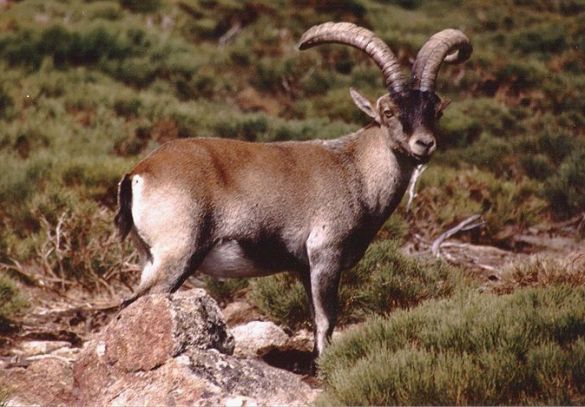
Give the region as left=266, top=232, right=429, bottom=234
left=0, top=259, right=40, bottom=285
left=218, top=22, right=242, bottom=47
left=431, top=214, right=485, bottom=258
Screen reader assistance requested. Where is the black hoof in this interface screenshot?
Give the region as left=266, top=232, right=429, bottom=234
left=120, top=296, right=137, bottom=309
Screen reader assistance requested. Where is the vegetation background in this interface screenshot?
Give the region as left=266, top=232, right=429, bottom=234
left=0, top=0, right=583, bottom=404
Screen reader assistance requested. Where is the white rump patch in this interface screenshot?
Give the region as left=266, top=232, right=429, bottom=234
left=130, top=174, right=146, bottom=227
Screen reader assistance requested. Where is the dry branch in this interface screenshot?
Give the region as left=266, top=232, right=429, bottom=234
left=431, top=214, right=485, bottom=258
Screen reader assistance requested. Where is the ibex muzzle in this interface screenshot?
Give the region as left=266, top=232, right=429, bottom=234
left=115, top=22, right=472, bottom=359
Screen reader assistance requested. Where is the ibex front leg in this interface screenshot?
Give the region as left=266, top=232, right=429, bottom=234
left=307, top=232, right=342, bottom=356
left=309, top=258, right=341, bottom=356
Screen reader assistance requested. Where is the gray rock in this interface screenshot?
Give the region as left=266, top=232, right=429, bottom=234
left=231, top=321, right=289, bottom=357
left=71, top=289, right=317, bottom=406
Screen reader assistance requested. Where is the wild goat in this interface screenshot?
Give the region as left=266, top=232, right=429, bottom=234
left=115, top=22, right=472, bottom=356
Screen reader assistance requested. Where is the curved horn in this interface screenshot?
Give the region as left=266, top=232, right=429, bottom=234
left=412, top=29, right=472, bottom=92
left=298, top=22, right=405, bottom=96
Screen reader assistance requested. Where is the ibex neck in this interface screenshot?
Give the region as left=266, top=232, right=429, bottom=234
left=329, top=124, right=417, bottom=218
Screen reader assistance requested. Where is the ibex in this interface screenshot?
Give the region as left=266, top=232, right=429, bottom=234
left=115, top=22, right=472, bottom=357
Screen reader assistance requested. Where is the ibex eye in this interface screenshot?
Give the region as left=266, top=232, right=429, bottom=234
left=384, top=109, right=393, bottom=118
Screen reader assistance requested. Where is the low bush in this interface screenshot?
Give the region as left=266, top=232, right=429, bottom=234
left=1, top=144, right=139, bottom=287
left=384, top=0, right=423, bottom=10
left=203, top=277, right=249, bottom=305
left=249, top=240, right=466, bottom=329
left=491, top=254, right=585, bottom=294
left=249, top=273, right=310, bottom=329
left=494, top=59, right=549, bottom=91
left=412, top=166, right=546, bottom=244
left=520, top=153, right=553, bottom=181
left=119, top=0, right=161, bottom=13
left=511, top=24, right=568, bottom=57
left=544, top=146, right=585, bottom=218
left=17, top=199, right=138, bottom=292
left=0, top=276, right=27, bottom=322
left=439, top=104, right=481, bottom=148
left=440, top=98, right=514, bottom=148
left=214, top=116, right=268, bottom=141
left=318, top=286, right=585, bottom=405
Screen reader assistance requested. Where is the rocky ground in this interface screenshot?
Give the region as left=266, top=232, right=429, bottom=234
left=0, top=289, right=320, bottom=406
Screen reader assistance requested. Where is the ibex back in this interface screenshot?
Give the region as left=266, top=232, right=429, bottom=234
left=115, top=22, right=472, bottom=357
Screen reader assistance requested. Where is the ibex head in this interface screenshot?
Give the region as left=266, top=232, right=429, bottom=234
left=299, top=23, right=472, bottom=163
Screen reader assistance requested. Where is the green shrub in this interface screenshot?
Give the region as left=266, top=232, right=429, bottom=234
left=113, top=97, right=142, bottom=118
left=342, top=240, right=466, bottom=319
left=318, top=286, right=585, bottom=405
left=252, top=58, right=285, bottom=93
left=512, top=0, right=585, bottom=14
left=413, top=166, right=546, bottom=244
left=203, top=277, right=249, bottom=305
left=378, top=212, right=408, bottom=243
left=381, top=0, right=423, bottom=10
left=89, top=2, right=123, bottom=21
left=0, top=153, right=52, bottom=208
left=30, top=200, right=137, bottom=290
left=0, top=277, right=27, bottom=321
left=511, top=24, right=568, bottom=56
left=312, top=0, right=367, bottom=18
left=0, top=85, right=14, bottom=119
left=537, top=126, right=575, bottom=165
left=119, top=0, right=161, bottom=13
left=267, top=118, right=354, bottom=142
left=249, top=273, right=310, bottom=329
left=214, top=116, right=268, bottom=141
left=545, top=146, right=585, bottom=218
left=439, top=104, right=482, bottom=148
left=495, top=59, right=549, bottom=90
left=520, top=153, right=553, bottom=181
left=249, top=240, right=466, bottom=329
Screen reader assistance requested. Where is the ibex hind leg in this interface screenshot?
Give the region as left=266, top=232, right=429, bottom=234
left=122, top=243, right=208, bottom=307
left=122, top=175, right=209, bottom=306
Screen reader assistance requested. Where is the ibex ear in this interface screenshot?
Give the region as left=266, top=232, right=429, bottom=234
left=350, top=87, right=380, bottom=123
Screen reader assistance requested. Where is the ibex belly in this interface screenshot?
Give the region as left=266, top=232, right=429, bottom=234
left=199, top=240, right=290, bottom=278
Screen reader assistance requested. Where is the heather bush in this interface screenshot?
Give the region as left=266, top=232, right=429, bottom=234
left=318, top=287, right=585, bottom=405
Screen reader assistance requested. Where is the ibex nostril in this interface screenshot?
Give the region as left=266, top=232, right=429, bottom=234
left=416, top=139, right=434, bottom=149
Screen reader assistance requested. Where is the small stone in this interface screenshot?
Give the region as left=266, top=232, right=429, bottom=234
left=224, top=395, right=259, bottom=407
left=222, top=301, right=262, bottom=326
left=231, top=321, right=289, bottom=358
left=16, top=340, right=71, bottom=357
left=286, top=328, right=313, bottom=352
left=95, top=341, right=106, bottom=357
